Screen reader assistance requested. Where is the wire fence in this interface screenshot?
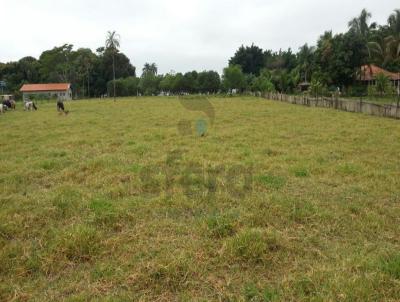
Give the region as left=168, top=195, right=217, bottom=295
left=264, top=93, right=400, bottom=120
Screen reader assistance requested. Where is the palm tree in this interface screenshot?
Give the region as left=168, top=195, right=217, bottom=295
left=375, top=73, right=390, bottom=96
left=388, top=9, right=400, bottom=35
left=386, top=9, right=400, bottom=61
left=142, top=63, right=158, bottom=76
left=368, top=10, right=400, bottom=66
left=105, top=31, right=120, bottom=101
left=298, top=44, right=315, bottom=83
left=348, top=9, right=372, bottom=38
left=368, top=41, right=389, bottom=65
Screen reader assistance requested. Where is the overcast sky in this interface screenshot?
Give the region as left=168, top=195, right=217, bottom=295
left=1, top=0, right=399, bottom=74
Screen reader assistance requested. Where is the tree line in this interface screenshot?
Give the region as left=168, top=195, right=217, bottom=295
left=0, top=43, right=136, bottom=98
left=227, top=8, right=400, bottom=97
left=0, top=8, right=399, bottom=99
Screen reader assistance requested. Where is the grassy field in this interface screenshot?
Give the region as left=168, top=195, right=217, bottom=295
left=345, top=95, right=400, bottom=105
left=1, top=96, right=400, bottom=301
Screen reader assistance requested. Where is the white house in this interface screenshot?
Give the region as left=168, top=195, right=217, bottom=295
left=20, top=83, right=72, bottom=101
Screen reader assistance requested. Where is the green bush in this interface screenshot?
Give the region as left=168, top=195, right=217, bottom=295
left=107, top=76, right=140, bottom=97
left=375, top=73, right=390, bottom=96
left=309, top=78, right=328, bottom=98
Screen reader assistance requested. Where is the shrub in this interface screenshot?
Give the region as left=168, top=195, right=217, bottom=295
left=375, top=73, right=390, bottom=96
left=309, top=78, right=328, bottom=98
left=107, top=76, right=140, bottom=97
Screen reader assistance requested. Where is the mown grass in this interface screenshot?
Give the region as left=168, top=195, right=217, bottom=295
left=0, top=96, right=400, bottom=301
left=345, top=95, right=400, bottom=105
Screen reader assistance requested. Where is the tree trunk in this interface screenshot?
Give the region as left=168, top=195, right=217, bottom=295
left=87, top=67, right=90, bottom=99
left=82, top=77, right=85, bottom=99
left=112, top=52, right=116, bottom=102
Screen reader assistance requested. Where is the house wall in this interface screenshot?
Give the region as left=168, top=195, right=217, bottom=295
left=23, top=89, right=72, bottom=101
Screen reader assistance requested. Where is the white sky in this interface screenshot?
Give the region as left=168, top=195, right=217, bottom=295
left=1, top=0, right=399, bottom=75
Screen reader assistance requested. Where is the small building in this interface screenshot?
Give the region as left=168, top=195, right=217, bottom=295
left=298, top=82, right=311, bottom=92
left=359, top=65, right=400, bottom=86
left=20, top=83, right=72, bottom=101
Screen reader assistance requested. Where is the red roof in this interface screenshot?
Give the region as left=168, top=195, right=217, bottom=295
left=20, top=83, right=71, bottom=92
left=360, top=65, right=400, bottom=81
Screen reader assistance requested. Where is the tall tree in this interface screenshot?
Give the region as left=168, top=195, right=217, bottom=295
left=74, top=48, right=97, bottom=98
left=314, top=32, right=368, bottom=87
left=105, top=31, right=121, bottom=101
left=348, top=9, right=372, bottom=38
left=386, top=9, right=400, bottom=61
left=142, top=63, right=158, bottom=75
left=264, top=49, right=297, bottom=71
left=197, top=71, right=221, bottom=93
left=229, top=44, right=265, bottom=75
left=251, top=69, right=275, bottom=93
left=91, top=47, right=135, bottom=97
left=160, top=73, right=175, bottom=93
left=139, top=63, right=160, bottom=95
left=222, top=65, right=246, bottom=92
left=18, top=57, right=41, bottom=84
left=297, top=44, right=315, bottom=82
left=39, top=44, right=74, bottom=83
left=368, top=10, right=400, bottom=69
left=182, top=71, right=198, bottom=93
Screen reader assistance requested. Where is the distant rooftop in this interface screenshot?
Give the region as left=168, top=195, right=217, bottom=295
left=20, top=83, right=71, bottom=92
left=360, top=65, right=400, bottom=81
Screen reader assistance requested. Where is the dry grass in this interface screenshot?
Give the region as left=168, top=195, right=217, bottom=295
left=0, top=96, right=399, bottom=301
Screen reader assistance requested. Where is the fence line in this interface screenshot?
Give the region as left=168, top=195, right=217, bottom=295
left=263, top=93, right=400, bottom=120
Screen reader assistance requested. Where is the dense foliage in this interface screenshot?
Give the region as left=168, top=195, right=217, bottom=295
left=0, top=44, right=136, bottom=98
left=229, top=8, right=400, bottom=95
left=0, top=8, right=399, bottom=98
